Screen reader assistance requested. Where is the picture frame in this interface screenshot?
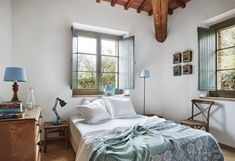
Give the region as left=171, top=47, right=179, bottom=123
left=173, top=65, right=181, bottom=76
left=173, top=53, right=181, bottom=64
left=183, top=64, right=192, bottom=75
left=183, top=50, right=192, bottom=63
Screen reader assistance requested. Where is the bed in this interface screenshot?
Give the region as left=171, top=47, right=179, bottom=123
left=68, top=115, right=224, bottom=161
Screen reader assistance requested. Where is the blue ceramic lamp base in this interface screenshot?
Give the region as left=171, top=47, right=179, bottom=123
left=53, top=119, right=64, bottom=125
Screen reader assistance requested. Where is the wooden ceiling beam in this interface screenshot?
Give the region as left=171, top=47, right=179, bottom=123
left=137, top=0, right=147, bottom=13
left=125, top=0, right=132, bottom=10
left=96, top=0, right=101, bottom=3
left=111, top=0, right=118, bottom=6
left=168, top=8, right=173, bottom=15
left=152, top=0, right=168, bottom=42
left=148, top=9, right=153, bottom=16
left=149, top=8, right=173, bottom=16
left=175, top=0, right=186, bottom=8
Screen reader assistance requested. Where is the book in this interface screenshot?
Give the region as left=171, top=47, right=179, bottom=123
left=0, top=112, right=23, bottom=119
left=0, top=108, right=22, bottom=113
left=0, top=102, right=22, bottom=107
left=0, top=105, right=21, bottom=109
left=0, top=102, right=23, bottom=112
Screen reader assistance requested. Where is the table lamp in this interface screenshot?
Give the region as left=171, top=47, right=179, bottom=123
left=3, top=67, right=27, bottom=102
left=52, top=98, right=67, bottom=125
left=140, top=69, right=150, bottom=115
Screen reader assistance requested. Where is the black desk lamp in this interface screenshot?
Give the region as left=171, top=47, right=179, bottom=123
left=52, top=98, right=67, bottom=125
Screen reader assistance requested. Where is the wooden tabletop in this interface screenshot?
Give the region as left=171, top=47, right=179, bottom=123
left=44, top=121, right=69, bottom=129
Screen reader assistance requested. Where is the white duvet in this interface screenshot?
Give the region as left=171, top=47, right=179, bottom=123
left=69, top=115, right=165, bottom=161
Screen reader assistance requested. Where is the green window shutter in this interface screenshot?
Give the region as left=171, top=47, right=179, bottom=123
left=71, top=28, right=78, bottom=90
left=198, top=27, right=216, bottom=91
left=119, top=36, right=135, bottom=89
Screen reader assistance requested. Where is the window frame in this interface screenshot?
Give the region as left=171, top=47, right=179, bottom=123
left=72, top=29, right=122, bottom=95
left=210, top=18, right=235, bottom=98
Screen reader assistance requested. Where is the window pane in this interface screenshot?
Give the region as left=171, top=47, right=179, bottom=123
left=73, top=37, right=78, bottom=53
left=77, top=72, right=96, bottom=89
left=73, top=54, right=78, bottom=72
left=217, top=25, right=235, bottom=49
left=217, top=48, right=235, bottom=70
left=78, top=36, right=96, bottom=54
left=101, top=39, right=118, bottom=56
left=217, top=70, right=235, bottom=90
left=78, top=54, right=96, bottom=71
left=101, top=56, right=118, bottom=72
left=101, top=73, right=117, bottom=89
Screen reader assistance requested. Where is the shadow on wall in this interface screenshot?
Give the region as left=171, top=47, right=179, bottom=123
left=210, top=102, right=235, bottom=147
left=210, top=102, right=226, bottom=131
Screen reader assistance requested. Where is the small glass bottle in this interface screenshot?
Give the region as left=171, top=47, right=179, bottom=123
left=26, top=88, right=35, bottom=110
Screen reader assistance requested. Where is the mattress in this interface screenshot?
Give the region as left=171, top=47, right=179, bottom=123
left=68, top=115, right=223, bottom=161
left=68, top=115, right=163, bottom=161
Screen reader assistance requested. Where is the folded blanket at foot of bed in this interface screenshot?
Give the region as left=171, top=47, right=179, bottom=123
left=89, top=125, right=173, bottom=161
left=85, top=119, right=224, bottom=161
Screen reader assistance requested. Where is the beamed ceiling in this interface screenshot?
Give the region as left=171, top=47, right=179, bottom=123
left=96, top=0, right=191, bottom=42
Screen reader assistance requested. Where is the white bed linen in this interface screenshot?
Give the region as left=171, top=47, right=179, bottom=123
left=68, top=115, right=165, bottom=161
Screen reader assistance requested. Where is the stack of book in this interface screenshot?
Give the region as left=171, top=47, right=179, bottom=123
left=0, top=102, right=23, bottom=119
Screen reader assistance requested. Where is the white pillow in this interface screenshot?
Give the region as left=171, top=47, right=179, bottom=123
left=103, top=97, right=137, bottom=118
left=91, top=98, right=106, bottom=111
left=76, top=104, right=111, bottom=124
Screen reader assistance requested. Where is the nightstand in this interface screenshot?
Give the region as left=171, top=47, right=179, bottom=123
left=0, top=107, right=42, bottom=161
left=44, top=121, right=69, bottom=153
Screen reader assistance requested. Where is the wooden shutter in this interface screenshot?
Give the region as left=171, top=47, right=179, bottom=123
left=198, top=27, right=216, bottom=91
left=119, top=36, right=135, bottom=89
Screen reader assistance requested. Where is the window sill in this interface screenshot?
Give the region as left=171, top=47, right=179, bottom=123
left=199, top=96, right=235, bottom=102
left=72, top=94, right=103, bottom=98
left=72, top=94, right=130, bottom=98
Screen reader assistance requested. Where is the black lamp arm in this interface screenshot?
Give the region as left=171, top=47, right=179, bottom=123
left=52, top=98, right=61, bottom=123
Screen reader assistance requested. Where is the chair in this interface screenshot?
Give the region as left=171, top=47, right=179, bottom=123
left=180, top=99, right=214, bottom=132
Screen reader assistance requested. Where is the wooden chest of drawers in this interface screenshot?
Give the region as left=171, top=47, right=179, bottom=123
left=0, top=107, right=42, bottom=161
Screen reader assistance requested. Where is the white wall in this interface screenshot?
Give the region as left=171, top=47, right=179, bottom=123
left=11, top=0, right=162, bottom=122
left=0, top=0, right=12, bottom=101
left=160, top=0, right=235, bottom=147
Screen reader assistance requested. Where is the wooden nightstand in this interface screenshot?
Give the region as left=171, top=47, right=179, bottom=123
left=0, top=107, right=42, bottom=161
left=44, top=121, right=69, bottom=153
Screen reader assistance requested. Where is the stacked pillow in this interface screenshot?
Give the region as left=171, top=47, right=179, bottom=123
left=76, top=98, right=110, bottom=124
left=76, top=95, right=137, bottom=124
left=103, top=97, right=137, bottom=118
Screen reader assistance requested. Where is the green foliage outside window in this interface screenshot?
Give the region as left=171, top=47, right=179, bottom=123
left=77, top=54, right=117, bottom=89
left=217, top=25, right=235, bottom=91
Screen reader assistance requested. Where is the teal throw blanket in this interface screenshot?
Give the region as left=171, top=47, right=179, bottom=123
left=89, top=125, right=172, bottom=161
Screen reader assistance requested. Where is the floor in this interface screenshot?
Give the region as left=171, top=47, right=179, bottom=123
left=222, top=146, right=235, bottom=161
left=41, top=141, right=75, bottom=161
left=42, top=141, right=235, bottom=161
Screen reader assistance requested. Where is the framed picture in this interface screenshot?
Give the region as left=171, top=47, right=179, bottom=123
left=173, top=53, right=181, bottom=64
left=183, top=64, right=192, bottom=75
left=183, top=50, right=192, bottom=63
left=173, top=65, right=181, bottom=76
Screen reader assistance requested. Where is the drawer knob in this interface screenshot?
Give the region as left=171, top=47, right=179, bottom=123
left=37, top=141, right=41, bottom=146
left=39, top=130, right=42, bottom=133
left=39, top=115, right=43, bottom=118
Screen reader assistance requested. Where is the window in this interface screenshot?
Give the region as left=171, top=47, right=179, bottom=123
left=198, top=17, right=235, bottom=98
left=216, top=25, right=235, bottom=91
left=72, top=29, right=134, bottom=95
